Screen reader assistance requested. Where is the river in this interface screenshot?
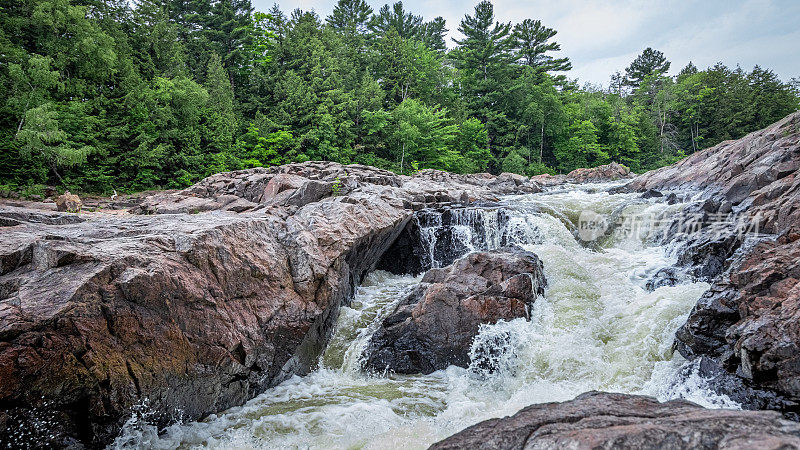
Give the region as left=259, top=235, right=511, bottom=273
left=113, top=184, right=739, bottom=449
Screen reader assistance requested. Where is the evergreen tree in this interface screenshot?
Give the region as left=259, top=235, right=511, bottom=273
left=624, top=47, right=670, bottom=88
left=203, top=53, right=239, bottom=161
left=370, top=2, right=423, bottom=40
left=678, top=61, right=698, bottom=78
left=512, top=19, right=571, bottom=77
left=421, top=17, right=448, bottom=52
left=451, top=1, right=515, bottom=167
left=202, top=0, right=254, bottom=94
left=327, top=0, right=373, bottom=36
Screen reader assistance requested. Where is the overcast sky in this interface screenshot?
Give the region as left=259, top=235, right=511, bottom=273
left=251, top=0, right=800, bottom=86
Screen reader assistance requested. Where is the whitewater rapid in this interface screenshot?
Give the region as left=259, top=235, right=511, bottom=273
left=113, top=185, right=739, bottom=449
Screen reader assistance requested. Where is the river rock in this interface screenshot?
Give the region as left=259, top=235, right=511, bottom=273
left=362, top=247, right=546, bottom=375
left=529, top=162, right=633, bottom=186
left=55, top=191, right=82, bottom=212
left=431, top=391, right=800, bottom=450
left=566, top=161, right=631, bottom=183
left=626, top=111, right=800, bottom=415
left=0, top=162, right=547, bottom=447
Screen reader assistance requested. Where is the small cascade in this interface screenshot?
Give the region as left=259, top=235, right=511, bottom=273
left=412, top=206, right=545, bottom=270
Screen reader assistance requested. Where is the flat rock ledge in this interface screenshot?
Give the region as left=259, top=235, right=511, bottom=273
left=431, top=391, right=800, bottom=450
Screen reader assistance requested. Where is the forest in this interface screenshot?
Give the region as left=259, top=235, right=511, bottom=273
left=1, top=0, right=798, bottom=193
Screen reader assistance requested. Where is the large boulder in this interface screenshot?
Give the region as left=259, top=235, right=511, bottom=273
left=0, top=198, right=410, bottom=447
left=0, top=161, right=544, bottom=447
left=529, top=162, right=633, bottom=187
left=566, top=161, right=631, bottom=183
left=55, top=191, right=82, bottom=212
left=362, top=247, right=546, bottom=375
left=625, top=112, right=800, bottom=414
left=431, top=391, right=800, bottom=450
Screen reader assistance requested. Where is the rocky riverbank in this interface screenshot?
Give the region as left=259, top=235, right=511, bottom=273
left=628, top=111, right=800, bottom=417
left=0, top=111, right=798, bottom=448
left=0, top=162, right=586, bottom=447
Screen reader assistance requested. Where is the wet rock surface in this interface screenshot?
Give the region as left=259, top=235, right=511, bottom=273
left=431, top=391, right=800, bottom=450
left=0, top=162, right=542, bottom=447
left=675, top=357, right=800, bottom=416
left=363, top=247, right=546, bottom=375
left=627, top=112, right=800, bottom=416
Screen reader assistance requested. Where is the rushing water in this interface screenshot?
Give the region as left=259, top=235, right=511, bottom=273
left=114, top=185, right=740, bottom=449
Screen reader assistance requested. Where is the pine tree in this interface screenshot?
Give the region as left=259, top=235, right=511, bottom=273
left=421, top=17, right=448, bottom=52
left=512, top=19, right=571, bottom=76
left=624, top=47, right=670, bottom=88
left=327, top=0, right=373, bottom=36
left=451, top=1, right=515, bottom=167
left=204, top=53, right=238, bottom=155
left=678, top=61, right=698, bottom=79
left=370, top=2, right=423, bottom=40
left=202, top=0, right=254, bottom=94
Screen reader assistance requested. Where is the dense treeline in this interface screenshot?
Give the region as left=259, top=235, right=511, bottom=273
left=0, top=0, right=798, bottom=193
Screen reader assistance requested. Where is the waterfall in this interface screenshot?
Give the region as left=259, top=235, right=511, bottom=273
left=414, top=206, right=545, bottom=269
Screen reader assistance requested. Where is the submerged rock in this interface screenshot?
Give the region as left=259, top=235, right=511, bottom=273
left=431, top=391, right=800, bottom=450
left=362, top=247, right=546, bottom=375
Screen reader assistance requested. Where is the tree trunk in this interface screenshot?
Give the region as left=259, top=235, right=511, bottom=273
left=539, top=121, right=545, bottom=164
left=400, top=141, right=406, bottom=175
left=50, top=161, right=66, bottom=186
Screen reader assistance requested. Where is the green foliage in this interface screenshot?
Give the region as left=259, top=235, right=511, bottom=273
left=16, top=103, right=94, bottom=183
left=238, top=123, right=292, bottom=167
left=332, top=175, right=342, bottom=196
left=453, top=118, right=491, bottom=173
left=0, top=0, right=797, bottom=192
left=501, top=148, right=527, bottom=174
left=364, top=98, right=460, bottom=174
